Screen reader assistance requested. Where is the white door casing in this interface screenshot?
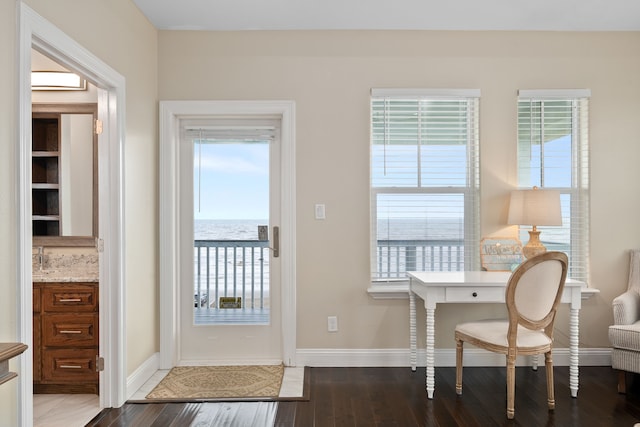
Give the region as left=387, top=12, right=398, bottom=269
left=18, top=4, right=127, bottom=425
left=159, top=100, right=297, bottom=369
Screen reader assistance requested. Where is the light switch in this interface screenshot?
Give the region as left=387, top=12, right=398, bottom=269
left=327, top=316, right=338, bottom=332
left=315, top=204, right=326, bottom=220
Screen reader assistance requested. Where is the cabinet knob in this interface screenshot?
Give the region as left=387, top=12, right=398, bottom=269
left=472, top=292, right=478, bottom=297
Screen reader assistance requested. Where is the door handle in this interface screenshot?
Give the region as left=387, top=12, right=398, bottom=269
left=272, top=226, right=279, bottom=258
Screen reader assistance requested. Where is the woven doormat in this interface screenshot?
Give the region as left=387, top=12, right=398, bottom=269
left=145, top=365, right=284, bottom=400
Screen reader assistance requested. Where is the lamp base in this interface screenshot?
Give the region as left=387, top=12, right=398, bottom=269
left=522, top=230, right=547, bottom=259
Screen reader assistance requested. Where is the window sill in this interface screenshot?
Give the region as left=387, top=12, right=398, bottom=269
left=367, top=282, right=410, bottom=299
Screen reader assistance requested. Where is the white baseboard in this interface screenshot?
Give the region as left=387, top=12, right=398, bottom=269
left=296, top=347, right=613, bottom=367
left=126, top=352, right=160, bottom=400
left=127, top=348, right=612, bottom=397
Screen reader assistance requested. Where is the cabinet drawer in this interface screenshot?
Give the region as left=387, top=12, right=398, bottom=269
left=41, top=348, right=98, bottom=383
left=43, top=285, right=97, bottom=312
left=445, top=287, right=504, bottom=302
left=42, top=314, right=98, bottom=347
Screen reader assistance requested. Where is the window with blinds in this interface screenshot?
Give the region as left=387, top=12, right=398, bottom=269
left=517, top=89, right=590, bottom=283
left=370, top=89, right=481, bottom=282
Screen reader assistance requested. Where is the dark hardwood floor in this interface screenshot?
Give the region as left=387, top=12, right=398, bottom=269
left=87, top=366, right=640, bottom=426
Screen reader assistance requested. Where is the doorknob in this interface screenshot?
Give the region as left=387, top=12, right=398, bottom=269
left=258, top=225, right=279, bottom=257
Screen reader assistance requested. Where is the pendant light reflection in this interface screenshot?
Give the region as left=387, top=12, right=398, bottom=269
left=31, top=71, right=87, bottom=91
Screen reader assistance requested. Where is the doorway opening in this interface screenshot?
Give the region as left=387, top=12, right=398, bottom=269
left=19, top=4, right=126, bottom=425
left=159, top=100, right=297, bottom=369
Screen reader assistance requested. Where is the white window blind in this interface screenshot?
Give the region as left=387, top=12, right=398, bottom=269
left=517, top=89, right=590, bottom=283
left=370, top=89, right=481, bottom=282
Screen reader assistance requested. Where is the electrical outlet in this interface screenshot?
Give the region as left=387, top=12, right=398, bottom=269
left=327, top=316, right=338, bottom=332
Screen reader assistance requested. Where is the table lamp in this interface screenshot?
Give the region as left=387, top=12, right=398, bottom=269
left=507, top=187, right=562, bottom=259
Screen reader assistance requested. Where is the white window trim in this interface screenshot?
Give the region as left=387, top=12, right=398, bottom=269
left=518, top=89, right=591, bottom=99
left=372, top=88, right=481, bottom=99
left=369, top=89, right=481, bottom=295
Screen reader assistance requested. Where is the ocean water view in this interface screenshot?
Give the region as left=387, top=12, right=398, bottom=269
left=195, top=218, right=468, bottom=241
left=376, top=217, right=464, bottom=241
left=195, top=219, right=268, bottom=240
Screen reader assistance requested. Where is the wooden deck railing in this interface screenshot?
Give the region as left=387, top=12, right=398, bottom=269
left=194, top=239, right=468, bottom=303
left=194, top=240, right=270, bottom=310
left=374, top=239, right=466, bottom=279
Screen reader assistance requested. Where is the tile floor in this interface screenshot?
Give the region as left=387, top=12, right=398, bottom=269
left=34, top=393, right=100, bottom=427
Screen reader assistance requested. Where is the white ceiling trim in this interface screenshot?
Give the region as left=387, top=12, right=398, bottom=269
left=132, top=0, right=640, bottom=31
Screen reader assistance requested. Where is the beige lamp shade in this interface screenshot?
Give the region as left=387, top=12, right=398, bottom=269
left=507, top=188, right=562, bottom=227
left=507, top=187, right=562, bottom=259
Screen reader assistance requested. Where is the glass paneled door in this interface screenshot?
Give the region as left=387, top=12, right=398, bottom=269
left=178, top=118, right=282, bottom=364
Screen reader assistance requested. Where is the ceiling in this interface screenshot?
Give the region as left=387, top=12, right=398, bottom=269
left=132, top=0, right=640, bottom=31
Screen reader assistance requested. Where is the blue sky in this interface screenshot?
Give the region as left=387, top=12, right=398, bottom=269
left=193, top=142, right=269, bottom=220
left=192, top=134, right=570, bottom=221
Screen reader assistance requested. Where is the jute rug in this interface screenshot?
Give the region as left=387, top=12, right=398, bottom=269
left=145, top=365, right=284, bottom=400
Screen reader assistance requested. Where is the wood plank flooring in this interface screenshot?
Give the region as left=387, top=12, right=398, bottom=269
left=87, top=366, right=640, bottom=426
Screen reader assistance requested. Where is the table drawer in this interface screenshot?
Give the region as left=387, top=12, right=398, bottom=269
left=43, top=285, right=97, bottom=312
left=41, top=348, right=98, bottom=383
left=445, top=287, right=504, bottom=302
left=42, top=314, right=98, bottom=347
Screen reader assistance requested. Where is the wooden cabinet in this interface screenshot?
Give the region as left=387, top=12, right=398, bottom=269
left=32, top=114, right=61, bottom=236
left=33, top=282, right=99, bottom=394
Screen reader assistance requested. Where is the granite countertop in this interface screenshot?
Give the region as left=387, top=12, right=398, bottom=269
left=32, top=271, right=99, bottom=283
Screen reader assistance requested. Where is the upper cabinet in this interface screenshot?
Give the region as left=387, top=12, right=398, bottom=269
left=32, top=104, right=98, bottom=246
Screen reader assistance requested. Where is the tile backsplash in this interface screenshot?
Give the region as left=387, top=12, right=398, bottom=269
left=32, top=246, right=99, bottom=282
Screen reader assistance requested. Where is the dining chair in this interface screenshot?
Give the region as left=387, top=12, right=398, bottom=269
left=454, top=251, right=569, bottom=419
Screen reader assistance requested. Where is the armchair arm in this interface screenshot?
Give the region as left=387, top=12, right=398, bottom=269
left=612, top=290, right=640, bottom=325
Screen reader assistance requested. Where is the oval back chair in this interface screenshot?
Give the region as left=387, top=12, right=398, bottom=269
left=454, top=251, right=569, bottom=419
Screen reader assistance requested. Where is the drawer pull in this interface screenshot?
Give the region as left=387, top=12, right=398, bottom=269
left=59, top=298, right=82, bottom=302
left=60, top=330, right=82, bottom=334
left=60, top=365, right=82, bottom=369
left=472, top=292, right=478, bottom=297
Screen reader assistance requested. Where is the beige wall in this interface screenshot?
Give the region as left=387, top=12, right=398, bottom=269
left=1, top=1, right=639, bottom=422
left=0, top=0, right=18, bottom=424
left=22, top=0, right=160, bottom=376
left=0, top=1, right=158, bottom=424
left=159, top=30, right=640, bottom=351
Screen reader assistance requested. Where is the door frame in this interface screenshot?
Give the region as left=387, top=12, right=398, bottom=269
left=159, top=100, right=297, bottom=368
left=18, top=4, right=126, bottom=424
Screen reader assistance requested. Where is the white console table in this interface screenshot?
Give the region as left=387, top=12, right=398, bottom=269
left=407, top=271, right=585, bottom=399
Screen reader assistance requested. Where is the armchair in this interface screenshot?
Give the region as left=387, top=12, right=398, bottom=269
left=608, top=249, right=640, bottom=393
